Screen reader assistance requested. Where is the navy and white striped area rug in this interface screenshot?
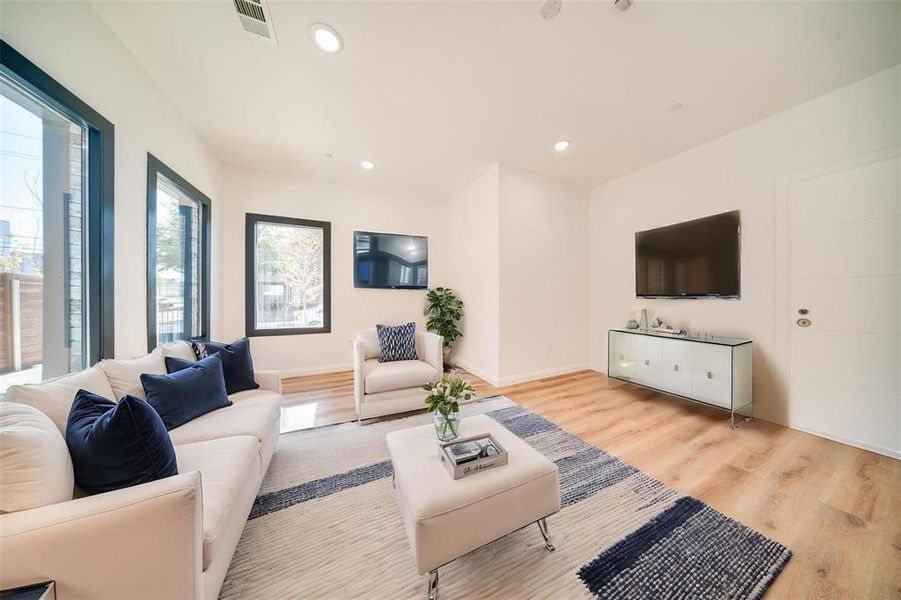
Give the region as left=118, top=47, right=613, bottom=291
left=221, top=397, right=791, bottom=599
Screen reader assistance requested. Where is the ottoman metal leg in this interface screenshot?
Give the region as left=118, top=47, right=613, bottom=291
left=427, top=569, right=439, bottom=600
left=537, top=518, right=555, bottom=552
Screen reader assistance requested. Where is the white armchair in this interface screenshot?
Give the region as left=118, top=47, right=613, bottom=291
left=354, top=328, right=443, bottom=421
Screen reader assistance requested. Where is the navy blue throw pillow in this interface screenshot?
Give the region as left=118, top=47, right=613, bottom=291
left=66, top=390, right=177, bottom=494
left=141, top=354, right=232, bottom=430
left=376, top=322, right=418, bottom=363
left=190, top=338, right=259, bottom=395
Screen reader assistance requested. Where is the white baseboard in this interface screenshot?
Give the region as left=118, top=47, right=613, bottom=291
left=452, top=358, right=500, bottom=387
left=454, top=359, right=590, bottom=388
left=496, top=363, right=590, bottom=387
left=276, top=362, right=354, bottom=379
left=788, top=423, right=900, bottom=460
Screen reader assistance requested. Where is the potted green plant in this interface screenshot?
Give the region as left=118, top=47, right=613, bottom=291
left=423, top=376, right=475, bottom=442
left=425, top=287, right=463, bottom=370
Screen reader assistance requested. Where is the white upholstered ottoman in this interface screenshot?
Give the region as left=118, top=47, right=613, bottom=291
left=386, top=414, right=561, bottom=599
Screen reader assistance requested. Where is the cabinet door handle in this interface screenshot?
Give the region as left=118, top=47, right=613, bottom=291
left=673, top=364, right=679, bottom=372
left=619, top=353, right=624, bottom=360
left=645, top=360, right=650, bottom=366
left=707, top=371, right=713, bottom=379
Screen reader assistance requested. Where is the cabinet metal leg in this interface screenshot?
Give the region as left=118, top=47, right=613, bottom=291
left=427, top=569, right=438, bottom=600
left=537, top=518, right=555, bottom=552
left=730, top=407, right=752, bottom=429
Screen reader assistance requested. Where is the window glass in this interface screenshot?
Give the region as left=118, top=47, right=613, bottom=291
left=253, top=220, right=325, bottom=330
left=0, top=74, right=88, bottom=391
left=153, top=174, right=202, bottom=345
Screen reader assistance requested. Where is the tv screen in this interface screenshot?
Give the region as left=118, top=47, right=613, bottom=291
left=635, top=211, right=740, bottom=298
left=354, top=231, right=428, bottom=289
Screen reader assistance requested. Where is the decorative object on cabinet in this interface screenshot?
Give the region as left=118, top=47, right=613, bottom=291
left=607, top=328, right=752, bottom=428
left=626, top=310, right=639, bottom=329
left=639, top=308, right=649, bottom=329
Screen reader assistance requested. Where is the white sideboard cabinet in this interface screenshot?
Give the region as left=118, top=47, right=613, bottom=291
left=607, top=328, right=752, bottom=427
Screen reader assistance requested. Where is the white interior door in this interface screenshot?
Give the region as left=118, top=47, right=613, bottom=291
left=788, top=156, right=900, bottom=456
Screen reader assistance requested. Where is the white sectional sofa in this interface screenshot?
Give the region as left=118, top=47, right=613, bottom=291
left=0, top=341, right=282, bottom=600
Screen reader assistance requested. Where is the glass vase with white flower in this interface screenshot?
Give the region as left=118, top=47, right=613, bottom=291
left=423, top=376, right=475, bottom=442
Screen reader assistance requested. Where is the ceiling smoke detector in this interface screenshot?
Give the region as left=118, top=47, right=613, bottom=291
left=614, top=0, right=632, bottom=11
left=541, top=0, right=562, bottom=20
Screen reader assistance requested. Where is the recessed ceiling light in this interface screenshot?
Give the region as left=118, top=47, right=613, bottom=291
left=360, top=160, right=375, bottom=170
left=553, top=139, right=572, bottom=152
left=310, top=24, right=342, bottom=53
left=669, top=102, right=684, bottom=112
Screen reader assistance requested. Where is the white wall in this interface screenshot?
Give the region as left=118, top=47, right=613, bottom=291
left=446, top=166, right=500, bottom=383
left=0, top=0, right=224, bottom=359
left=589, top=66, right=900, bottom=433
left=218, top=167, right=448, bottom=374
left=447, top=164, right=590, bottom=385
left=498, top=166, right=589, bottom=383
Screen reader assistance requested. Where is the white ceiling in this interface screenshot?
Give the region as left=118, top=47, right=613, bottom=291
left=91, top=0, right=900, bottom=198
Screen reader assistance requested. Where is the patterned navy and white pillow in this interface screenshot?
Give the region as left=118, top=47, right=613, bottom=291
left=190, top=338, right=259, bottom=394
left=376, top=322, right=418, bottom=363
left=191, top=341, right=210, bottom=360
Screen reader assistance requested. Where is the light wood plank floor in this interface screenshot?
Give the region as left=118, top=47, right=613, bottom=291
left=281, top=369, right=900, bottom=598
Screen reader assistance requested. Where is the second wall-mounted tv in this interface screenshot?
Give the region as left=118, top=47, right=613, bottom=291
left=354, top=231, right=428, bottom=289
left=635, top=210, right=740, bottom=298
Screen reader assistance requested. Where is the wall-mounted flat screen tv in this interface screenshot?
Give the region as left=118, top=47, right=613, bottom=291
left=354, top=231, right=428, bottom=289
left=635, top=210, right=740, bottom=298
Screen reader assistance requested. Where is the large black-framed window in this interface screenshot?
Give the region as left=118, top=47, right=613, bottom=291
left=0, top=40, right=114, bottom=387
left=146, top=154, right=211, bottom=351
left=245, top=213, right=331, bottom=336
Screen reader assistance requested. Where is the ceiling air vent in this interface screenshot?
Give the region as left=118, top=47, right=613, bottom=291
left=233, top=0, right=277, bottom=42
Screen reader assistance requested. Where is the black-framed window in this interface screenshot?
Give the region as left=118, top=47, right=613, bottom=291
left=0, top=41, right=114, bottom=390
left=146, top=154, right=211, bottom=351
left=245, top=213, right=330, bottom=336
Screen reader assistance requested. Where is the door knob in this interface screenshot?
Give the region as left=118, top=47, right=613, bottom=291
left=797, top=318, right=811, bottom=327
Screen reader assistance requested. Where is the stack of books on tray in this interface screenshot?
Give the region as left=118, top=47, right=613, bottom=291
left=439, top=433, right=508, bottom=480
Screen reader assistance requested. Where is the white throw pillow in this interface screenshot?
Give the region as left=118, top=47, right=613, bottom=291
left=4, top=365, right=116, bottom=434
left=0, top=402, right=74, bottom=513
left=98, top=349, right=167, bottom=401
left=159, top=340, right=197, bottom=363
